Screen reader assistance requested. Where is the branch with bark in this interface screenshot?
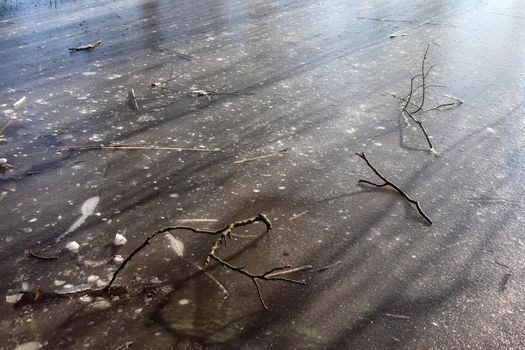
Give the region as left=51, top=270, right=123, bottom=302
left=356, top=152, right=433, bottom=225
left=395, top=44, right=462, bottom=155
left=104, top=214, right=306, bottom=310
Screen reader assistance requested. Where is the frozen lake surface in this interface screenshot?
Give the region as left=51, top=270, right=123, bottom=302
left=1, top=0, right=525, bottom=348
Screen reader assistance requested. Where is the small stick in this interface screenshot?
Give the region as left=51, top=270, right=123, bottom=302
left=357, top=16, right=415, bottom=23
left=128, top=89, right=139, bottom=110
left=316, top=261, right=342, bottom=272
left=13, top=96, right=26, bottom=108
left=0, top=118, right=14, bottom=135
left=69, top=40, right=102, bottom=51
left=265, top=265, right=312, bottom=278
left=61, top=144, right=222, bottom=152
left=289, top=210, right=308, bottom=221
left=403, top=109, right=435, bottom=152
left=385, top=313, right=411, bottom=320
left=234, top=148, right=289, bottom=165
left=356, top=152, right=433, bottom=225
left=210, top=254, right=306, bottom=310
left=28, top=249, right=58, bottom=260
left=104, top=214, right=272, bottom=291
left=499, top=273, right=511, bottom=292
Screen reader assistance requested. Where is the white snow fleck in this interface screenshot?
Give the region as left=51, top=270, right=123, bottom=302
left=0, top=158, right=7, bottom=164
left=54, top=280, right=66, bottom=286
left=13, top=96, right=27, bottom=108
left=14, top=341, right=42, bottom=350
left=486, top=127, right=496, bottom=133
left=82, top=71, right=97, bottom=76
left=56, top=196, right=100, bottom=242
left=87, top=275, right=99, bottom=283
left=113, top=255, right=124, bottom=263
left=91, top=299, right=111, bottom=309
left=65, top=241, right=80, bottom=252
left=178, top=299, right=190, bottom=305
left=6, top=293, right=23, bottom=304
left=165, top=234, right=184, bottom=257
left=114, top=233, right=127, bottom=246
left=79, top=295, right=93, bottom=303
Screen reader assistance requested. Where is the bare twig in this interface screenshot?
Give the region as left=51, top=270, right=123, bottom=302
left=0, top=118, right=14, bottom=135
left=356, top=152, right=433, bottom=225
left=499, top=273, right=512, bottom=292
left=210, top=255, right=306, bottom=310
left=316, top=261, right=342, bottom=272
left=60, top=144, right=222, bottom=153
left=234, top=148, right=289, bottom=165
left=104, top=214, right=271, bottom=290
left=128, top=89, right=139, bottom=110
left=28, top=249, right=58, bottom=260
left=69, top=40, right=102, bottom=51
left=103, top=214, right=305, bottom=310
left=289, top=210, right=309, bottom=221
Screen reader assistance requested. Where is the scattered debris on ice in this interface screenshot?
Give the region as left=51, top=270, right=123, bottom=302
left=114, top=233, right=127, bottom=246
left=65, top=241, right=80, bottom=252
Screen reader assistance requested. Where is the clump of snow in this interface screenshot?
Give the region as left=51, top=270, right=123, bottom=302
left=6, top=293, right=23, bottom=304
left=165, top=234, right=184, bottom=257
left=54, top=280, right=66, bottom=286
left=15, top=342, right=41, bottom=350
left=91, top=299, right=111, bottom=309
left=87, top=275, right=99, bottom=283
left=178, top=299, right=190, bottom=305
left=114, top=233, right=127, bottom=246
left=79, top=295, right=93, bottom=303
left=113, top=255, right=124, bottom=263
left=65, top=241, right=80, bottom=252
left=0, top=158, right=7, bottom=164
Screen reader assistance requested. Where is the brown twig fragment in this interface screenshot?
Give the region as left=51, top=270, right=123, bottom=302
left=103, top=214, right=305, bottom=310
left=69, top=40, right=102, bottom=51
left=0, top=119, right=14, bottom=136
left=60, top=144, right=222, bottom=153
left=28, top=249, right=58, bottom=260
left=128, top=89, right=139, bottom=110
left=210, top=255, right=306, bottom=310
left=356, top=152, right=433, bottom=225
left=316, top=260, right=342, bottom=272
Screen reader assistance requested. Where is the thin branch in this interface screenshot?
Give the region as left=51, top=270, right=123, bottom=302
left=128, top=89, right=139, bottom=110
left=411, top=44, right=431, bottom=114
left=104, top=214, right=272, bottom=291
left=210, top=254, right=305, bottom=310
left=60, top=144, right=222, bottom=153
left=403, top=109, right=434, bottom=151
left=316, top=261, right=342, bottom=272
left=28, top=249, right=58, bottom=260
left=69, top=40, right=102, bottom=51
left=356, top=152, right=433, bottom=225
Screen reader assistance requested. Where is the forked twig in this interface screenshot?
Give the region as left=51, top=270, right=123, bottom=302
left=356, top=152, right=433, bottom=225
left=210, top=255, right=306, bottom=310
left=103, top=214, right=304, bottom=309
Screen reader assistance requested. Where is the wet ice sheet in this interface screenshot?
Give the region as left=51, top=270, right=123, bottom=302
left=1, top=0, right=525, bottom=349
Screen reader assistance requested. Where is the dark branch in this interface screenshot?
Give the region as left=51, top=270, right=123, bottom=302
left=356, top=152, right=433, bottom=225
